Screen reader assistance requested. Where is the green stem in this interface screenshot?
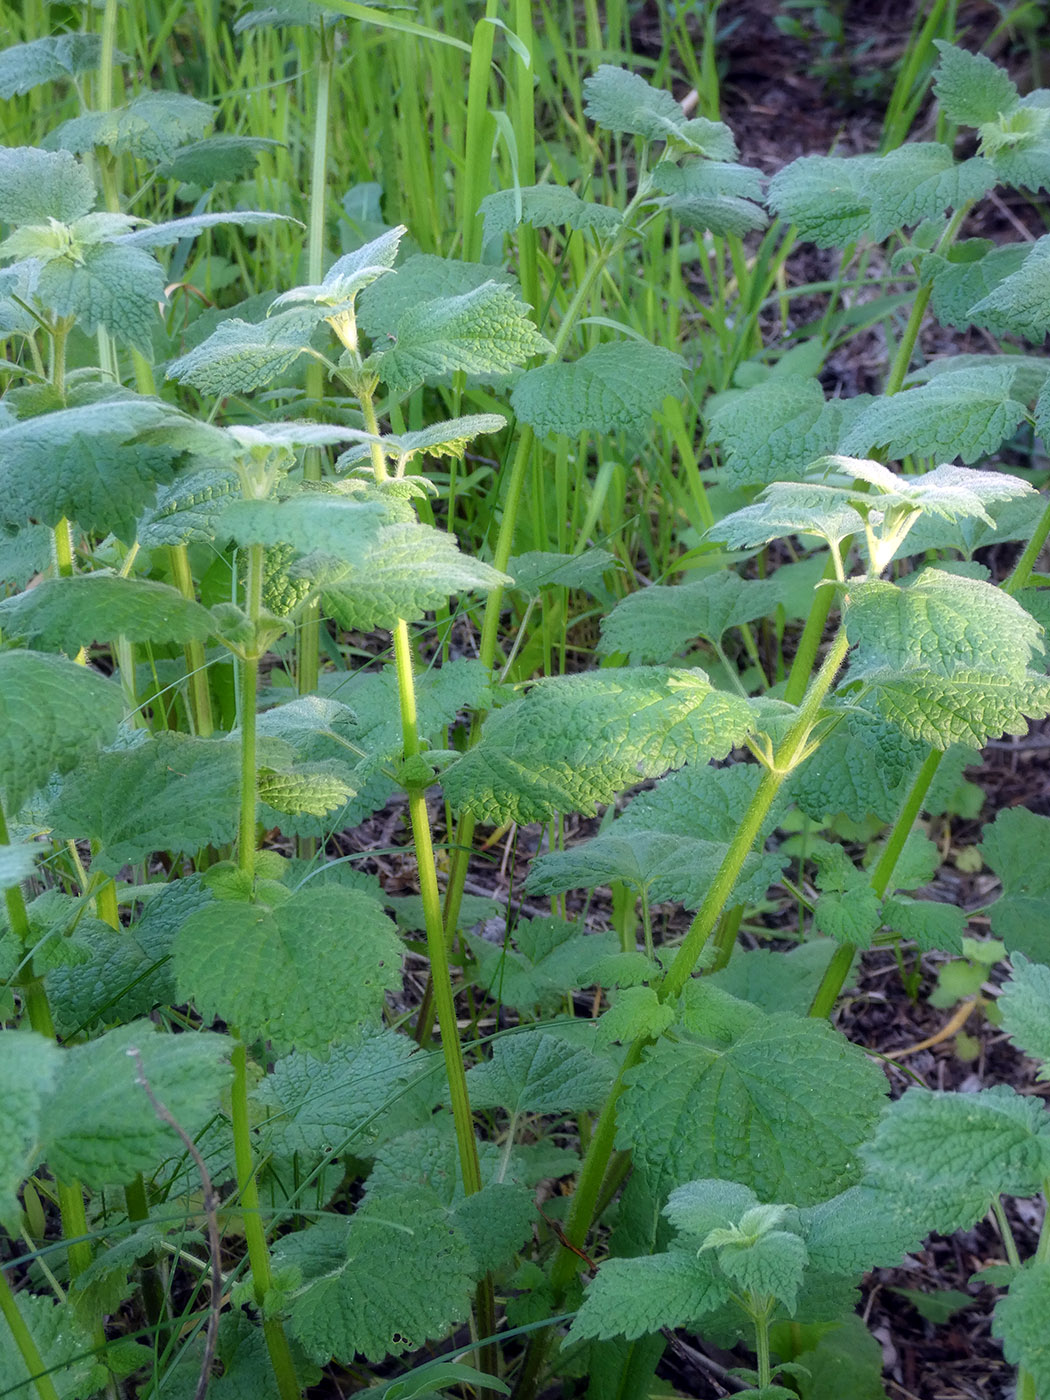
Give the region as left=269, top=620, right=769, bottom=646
left=753, top=1300, right=772, bottom=1389
left=231, top=1043, right=302, bottom=1400
left=56, top=1181, right=93, bottom=1282
left=808, top=745, right=944, bottom=1018
left=169, top=546, right=214, bottom=737
left=238, top=544, right=263, bottom=880
left=1004, top=494, right=1050, bottom=597
left=0, top=1268, right=62, bottom=1400
left=461, top=0, right=500, bottom=262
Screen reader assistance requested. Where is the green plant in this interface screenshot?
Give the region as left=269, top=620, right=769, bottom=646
left=2, top=17, right=1050, bottom=1400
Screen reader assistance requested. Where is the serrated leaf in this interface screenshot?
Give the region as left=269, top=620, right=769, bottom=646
left=706, top=376, right=860, bottom=487
left=709, top=482, right=863, bottom=551
left=598, top=572, right=780, bottom=662
left=510, top=340, right=684, bottom=438
left=967, top=234, right=1050, bottom=341
left=652, top=158, right=763, bottom=203
left=166, top=310, right=317, bottom=394
left=255, top=1030, right=433, bottom=1159
left=0, top=35, right=109, bottom=99
left=933, top=41, right=1020, bottom=127
left=158, top=134, right=281, bottom=185
left=336, top=413, right=507, bottom=472
left=137, top=467, right=239, bottom=546
left=998, top=954, right=1050, bottom=1075
left=986, top=100, right=1050, bottom=194
left=506, top=548, right=616, bottom=598
left=453, top=1180, right=535, bottom=1273
left=569, top=1246, right=728, bottom=1342
left=715, top=1228, right=808, bottom=1314
left=0, top=145, right=95, bottom=225
left=356, top=254, right=514, bottom=340
left=992, top=1259, right=1050, bottom=1391
left=270, top=225, right=405, bottom=320
left=925, top=242, right=1030, bottom=330
left=45, top=918, right=178, bottom=1036
left=38, top=1020, right=231, bottom=1190
left=596, top=985, right=676, bottom=1046
left=30, top=238, right=166, bottom=349
left=800, top=1185, right=928, bottom=1276
left=583, top=65, right=736, bottom=156
left=863, top=143, right=994, bottom=241
left=708, top=942, right=837, bottom=1018
left=0, top=651, right=122, bottom=811
left=277, top=1193, right=476, bottom=1363
left=220, top=494, right=387, bottom=558
left=442, top=667, right=753, bottom=824
left=256, top=763, right=356, bottom=817
left=882, top=895, right=965, bottom=954
left=115, top=209, right=292, bottom=249
left=981, top=807, right=1050, bottom=961
left=619, top=1016, right=886, bottom=1202
left=840, top=367, right=1026, bottom=464
left=812, top=886, right=883, bottom=948
left=0, top=1032, right=61, bottom=1228
left=0, top=397, right=187, bottom=539
left=0, top=841, right=38, bottom=892
left=766, top=155, right=878, bottom=248
left=466, top=1032, right=613, bottom=1114
left=48, top=731, right=245, bottom=871
left=373, top=281, right=551, bottom=395
left=174, top=885, right=403, bottom=1054
left=791, top=708, right=926, bottom=823
left=314, top=521, right=510, bottom=629
left=863, top=1085, right=1050, bottom=1233
left=465, top=917, right=631, bottom=1016
left=656, top=191, right=768, bottom=236
left=480, top=185, right=621, bottom=241
left=618, top=759, right=780, bottom=842
left=846, top=569, right=1043, bottom=679
left=0, top=574, right=216, bottom=651
left=0, top=1293, right=101, bottom=1400
left=526, top=826, right=783, bottom=909
left=46, top=92, right=213, bottom=162
left=863, top=668, right=1050, bottom=749
left=834, top=458, right=1034, bottom=526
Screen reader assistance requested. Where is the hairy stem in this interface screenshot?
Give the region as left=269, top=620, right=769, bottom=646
left=169, top=546, right=215, bottom=737
left=0, top=1268, right=62, bottom=1400
left=230, top=1042, right=302, bottom=1400
left=237, top=543, right=264, bottom=880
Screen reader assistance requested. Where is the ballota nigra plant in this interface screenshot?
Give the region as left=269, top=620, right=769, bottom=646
left=3, top=18, right=1050, bottom=1400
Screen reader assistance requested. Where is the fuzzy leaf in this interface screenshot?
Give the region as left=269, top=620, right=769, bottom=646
left=278, top=1193, right=476, bottom=1363
left=256, top=763, right=356, bottom=817
left=598, top=572, right=780, bottom=662
left=506, top=548, right=616, bottom=598
left=270, top=226, right=405, bottom=319
left=981, top=807, right=1050, bottom=961
left=800, top=1185, right=928, bottom=1276
left=45, top=919, right=178, bottom=1036
left=220, top=495, right=388, bottom=559
left=157, top=134, right=279, bottom=184
left=709, top=483, right=863, bottom=551
left=30, top=239, right=166, bottom=349
left=583, top=66, right=736, bottom=156
left=174, top=886, right=403, bottom=1054
left=465, top=1031, right=614, bottom=1113
left=0, top=1293, right=101, bottom=1400
left=715, top=1229, right=808, bottom=1314
left=833, top=458, right=1034, bottom=525
left=0, top=841, right=38, bottom=891
left=925, top=242, right=1030, bottom=331
left=966, top=235, right=1050, bottom=341
left=709, top=942, right=838, bottom=1018
left=0, top=35, right=109, bottom=99
left=0, top=1032, right=61, bottom=1228
left=315, top=522, right=510, bottom=630
left=138, top=468, right=240, bottom=546
left=846, top=569, right=1043, bottom=679
left=442, top=667, right=753, bottom=824
left=791, top=709, right=926, bottom=823
left=839, top=367, right=1026, bottom=464
left=569, top=1246, right=728, bottom=1342
left=706, top=377, right=860, bottom=487
left=465, top=917, right=631, bottom=1016
left=812, top=886, right=883, bottom=948
left=596, top=985, right=677, bottom=1046
left=166, top=311, right=316, bottom=394
left=766, top=155, right=877, bottom=248
left=618, top=1016, right=886, bottom=1202
left=882, top=896, right=965, bottom=954
left=863, top=143, right=994, bottom=241
left=933, top=41, right=1020, bottom=127
left=652, top=159, right=763, bottom=202
left=0, top=145, right=95, bottom=225
left=0, top=651, right=122, bottom=811
left=997, top=954, right=1050, bottom=1074
left=256, top=1031, right=433, bottom=1160
left=38, top=1021, right=232, bottom=1190
left=0, top=575, right=216, bottom=651
left=46, top=92, right=213, bottom=162
left=863, top=668, right=1050, bottom=749
left=356, top=254, right=514, bottom=340
left=993, top=1259, right=1050, bottom=1391
left=0, top=397, right=186, bottom=539
left=336, top=413, right=507, bottom=471
left=373, top=282, right=551, bottom=395
left=480, top=185, right=621, bottom=240
left=49, top=732, right=245, bottom=871
left=115, top=209, right=292, bottom=250
left=863, top=1086, right=1050, bottom=1233
left=511, top=340, right=684, bottom=439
